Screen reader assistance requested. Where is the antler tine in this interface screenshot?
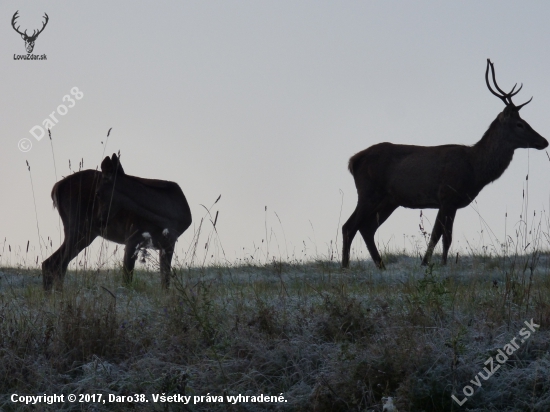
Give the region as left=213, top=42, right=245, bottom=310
left=504, top=83, right=524, bottom=106
left=488, top=60, right=510, bottom=97
left=485, top=59, right=508, bottom=105
left=515, top=96, right=533, bottom=111
left=509, top=83, right=523, bottom=97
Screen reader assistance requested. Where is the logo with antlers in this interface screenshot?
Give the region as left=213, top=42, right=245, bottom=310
left=11, top=11, right=49, bottom=54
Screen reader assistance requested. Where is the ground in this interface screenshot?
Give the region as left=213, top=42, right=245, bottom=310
left=0, top=253, right=549, bottom=411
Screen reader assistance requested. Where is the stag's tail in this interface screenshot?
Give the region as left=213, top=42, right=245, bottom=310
left=51, top=181, right=60, bottom=209
left=348, top=150, right=366, bottom=176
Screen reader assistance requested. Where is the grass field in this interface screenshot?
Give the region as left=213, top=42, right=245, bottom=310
left=1, top=250, right=549, bottom=411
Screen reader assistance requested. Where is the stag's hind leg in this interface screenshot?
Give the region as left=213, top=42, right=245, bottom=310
left=357, top=204, right=397, bottom=269
left=342, top=209, right=360, bottom=268
left=342, top=188, right=386, bottom=268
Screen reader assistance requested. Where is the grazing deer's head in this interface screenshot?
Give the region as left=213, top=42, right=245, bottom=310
left=96, top=153, right=126, bottom=225
left=486, top=59, right=548, bottom=150
left=12, top=11, right=49, bottom=53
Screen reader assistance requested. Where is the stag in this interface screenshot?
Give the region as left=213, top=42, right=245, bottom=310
left=342, top=59, right=548, bottom=269
left=12, top=11, right=49, bottom=53
left=42, top=154, right=192, bottom=291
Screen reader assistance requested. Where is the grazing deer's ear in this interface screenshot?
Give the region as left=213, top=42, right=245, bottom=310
left=101, top=156, right=114, bottom=179
left=110, top=153, right=125, bottom=175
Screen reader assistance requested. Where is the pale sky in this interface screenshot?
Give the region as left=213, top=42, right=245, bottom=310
left=2, top=1, right=550, bottom=268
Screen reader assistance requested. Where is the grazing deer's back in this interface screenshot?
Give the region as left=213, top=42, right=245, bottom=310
left=51, top=170, right=99, bottom=213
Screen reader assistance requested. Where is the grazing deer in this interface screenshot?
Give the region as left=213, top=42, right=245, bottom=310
left=342, top=59, right=548, bottom=269
left=11, top=11, right=49, bottom=53
left=42, top=154, right=192, bottom=290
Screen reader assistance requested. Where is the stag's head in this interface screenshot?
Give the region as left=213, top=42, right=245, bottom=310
left=486, top=59, right=548, bottom=150
left=96, top=153, right=126, bottom=226
left=12, top=11, right=49, bottom=53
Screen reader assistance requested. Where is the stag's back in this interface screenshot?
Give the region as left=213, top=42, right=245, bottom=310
left=349, top=142, right=478, bottom=209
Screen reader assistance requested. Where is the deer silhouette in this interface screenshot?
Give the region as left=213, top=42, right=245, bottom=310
left=342, top=59, right=548, bottom=269
left=42, top=154, right=192, bottom=291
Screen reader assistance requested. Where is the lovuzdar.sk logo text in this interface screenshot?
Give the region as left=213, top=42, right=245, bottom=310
left=12, top=10, right=48, bottom=60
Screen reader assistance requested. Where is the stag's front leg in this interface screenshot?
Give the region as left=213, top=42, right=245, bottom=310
left=441, top=210, right=457, bottom=265
left=421, top=210, right=444, bottom=266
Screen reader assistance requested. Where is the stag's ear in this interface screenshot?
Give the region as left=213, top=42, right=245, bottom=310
left=498, top=105, right=518, bottom=123
left=101, top=156, right=114, bottom=180
left=498, top=106, right=514, bottom=122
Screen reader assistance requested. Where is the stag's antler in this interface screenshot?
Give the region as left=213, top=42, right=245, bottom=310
left=486, top=59, right=532, bottom=110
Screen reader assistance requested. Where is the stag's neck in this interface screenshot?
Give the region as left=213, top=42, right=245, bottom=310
left=472, top=128, right=516, bottom=188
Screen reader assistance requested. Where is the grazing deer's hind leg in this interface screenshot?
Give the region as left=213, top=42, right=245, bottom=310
left=42, top=232, right=96, bottom=291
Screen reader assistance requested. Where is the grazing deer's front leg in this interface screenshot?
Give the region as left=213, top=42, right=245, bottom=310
left=159, top=247, right=174, bottom=289
left=122, top=233, right=143, bottom=284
